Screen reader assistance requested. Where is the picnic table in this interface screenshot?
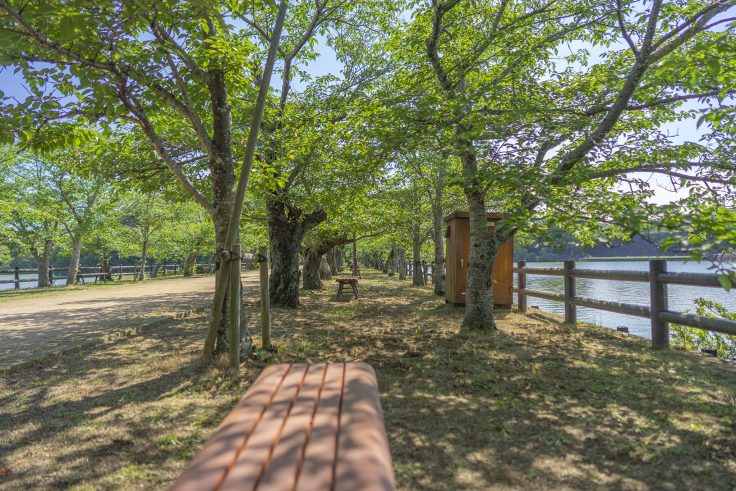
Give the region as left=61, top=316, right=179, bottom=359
left=172, top=362, right=395, bottom=491
left=335, top=276, right=359, bottom=300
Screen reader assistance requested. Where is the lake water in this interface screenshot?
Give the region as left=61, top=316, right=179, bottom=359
left=517, top=260, right=736, bottom=339
left=0, top=273, right=64, bottom=291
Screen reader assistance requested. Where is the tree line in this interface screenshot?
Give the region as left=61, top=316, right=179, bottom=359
left=0, top=0, right=733, bottom=362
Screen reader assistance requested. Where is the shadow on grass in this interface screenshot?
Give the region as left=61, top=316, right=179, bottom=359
left=271, top=270, right=736, bottom=490
left=0, top=270, right=734, bottom=490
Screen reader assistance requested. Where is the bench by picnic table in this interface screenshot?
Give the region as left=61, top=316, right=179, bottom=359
left=335, top=276, right=359, bottom=300
left=172, top=362, right=395, bottom=491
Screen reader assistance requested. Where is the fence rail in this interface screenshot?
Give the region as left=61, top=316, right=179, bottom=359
left=0, top=262, right=220, bottom=290
left=514, top=259, right=736, bottom=349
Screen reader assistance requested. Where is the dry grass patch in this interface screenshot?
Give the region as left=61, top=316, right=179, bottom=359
left=1, top=271, right=735, bottom=490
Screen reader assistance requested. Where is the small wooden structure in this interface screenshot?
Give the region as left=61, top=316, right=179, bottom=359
left=444, top=211, right=514, bottom=307
left=335, top=276, right=359, bottom=300
left=172, top=363, right=396, bottom=491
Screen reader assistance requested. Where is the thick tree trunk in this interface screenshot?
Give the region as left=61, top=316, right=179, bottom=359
left=266, top=199, right=326, bottom=306
left=184, top=251, right=198, bottom=276
left=412, top=226, right=425, bottom=286
left=463, top=191, right=496, bottom=330
left=319, top=255, right=332, bottom=280
left=66, top=231, right=83, bottom=285
left=151, top=262, right=161, bottom=278
left=36, top=239, right=53, bottom=288
left=432, top=202, right=445, bottom=296
left=302, top=247, right=322, bottom=289
left=387, top=246, right=395, bottom=276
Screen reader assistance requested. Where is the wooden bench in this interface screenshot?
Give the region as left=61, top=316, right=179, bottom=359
left=335, top=277, right=359, bottom=300
left=172, top=362, right=395, bottom=491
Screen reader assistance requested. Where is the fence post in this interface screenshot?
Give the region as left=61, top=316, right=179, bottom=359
left=162, top=264, right=167, bottom=277
left=517, top=260, right=527, bottom=313
left=228, top=243, right=241, bottom=371
left=49, top=266, right=54, bottom=285
left=14, top=266, right=19, bottom=289
left=174, top=264, right=178, bottom=276
left=649, top=259, right=669, bottom=349
left=118, top=265, right=123, bottom=280
left=564, top=260, right=576, bottom=324
left=259, top=246, right=271, bottom=351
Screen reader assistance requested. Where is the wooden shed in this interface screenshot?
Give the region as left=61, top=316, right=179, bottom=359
left=444, top=211, right=514, bottom=307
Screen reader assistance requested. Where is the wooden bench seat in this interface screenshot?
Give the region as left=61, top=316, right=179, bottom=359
left=335, top=277, right=359, bottom=300
left=172, top=362, right=395, bottom=491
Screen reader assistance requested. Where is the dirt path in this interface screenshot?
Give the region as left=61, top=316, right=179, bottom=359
left=0, top=272, right=259, bottom=370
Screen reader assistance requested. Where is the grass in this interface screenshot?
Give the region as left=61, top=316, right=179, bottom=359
left=1, top=271, right=735, bottom=490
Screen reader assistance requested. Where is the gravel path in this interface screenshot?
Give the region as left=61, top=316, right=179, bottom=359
left=0, top=273, right=259, bottom=370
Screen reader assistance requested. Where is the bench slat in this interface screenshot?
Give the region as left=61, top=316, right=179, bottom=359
left=258, top=363, right=328, bottom=490
left=294, top=363, right=344, bottom=490
left=335, top=363, right=395, bottom=491
left=171, top=364, right=291, bottom=491
left=220, top=364, right=309, bottom=490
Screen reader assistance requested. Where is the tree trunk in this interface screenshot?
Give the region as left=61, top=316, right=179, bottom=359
left=99, top=247, right=112, bottom=281
left=411, top=226, right=425, bottom=286
left=463, top=191, right=496, bottom=330
left=319, top=255, right=332, bottom=280
left=398, top=247, right=406, bottom=280
left=336, top=246, right=344, bottom=272
left=387, top=246, right=395, bottom=276
left=302, top=247, right=322, bottom=289
left=211, top=212, right=252, bottom=357
left=66, top=231, right=83, bottom=286
left=138, top=236, right=148, bottom=281
left=151, top=262, right=161, bottom=278
left=36, top=239, right=53, bottom=288
left=432, top=201, right=445, bottom=296
left=266, top=199, right=326, bottom=307
left=326, top=248, right=339, bottom=275
left=184, top=251, right=198, bottom=276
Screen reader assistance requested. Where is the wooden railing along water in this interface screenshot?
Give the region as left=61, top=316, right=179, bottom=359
left=514, top=259, right=736, bottom=349
left=0, top=263, right=219, bottom=290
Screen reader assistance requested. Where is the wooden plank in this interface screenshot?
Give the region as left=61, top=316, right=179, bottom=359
left=257, top=364, right=327, bottom=491
left=524, top=289, right=565, bottom=303
left=219, top=364, right=309, bottom=491
left=294, top=363, right=344, bottom=491
left=570, top=269, right=649, bottom=282
left=658, top=272, right=722, bottom=287
left=170, top=364, right=291, bottom=491
left=334, top=363, right=395, bottom=491
left=659, top=310, right=736, bottom=336
left=571, top=297, right=651, bottom=318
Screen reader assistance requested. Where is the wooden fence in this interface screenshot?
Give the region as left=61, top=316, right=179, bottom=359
left=0, top=263, right=218, bottom=290
left=514, top=259, right=736, bottom=349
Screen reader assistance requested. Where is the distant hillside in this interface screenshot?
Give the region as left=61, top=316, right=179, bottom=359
left=516, top=234, right=688, bottom=262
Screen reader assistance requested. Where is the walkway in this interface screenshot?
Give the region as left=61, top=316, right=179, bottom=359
left=0, top=272, right=259, bottom=370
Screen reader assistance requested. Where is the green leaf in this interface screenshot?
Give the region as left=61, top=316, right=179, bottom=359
left=718, top=275, right=731, bottom=291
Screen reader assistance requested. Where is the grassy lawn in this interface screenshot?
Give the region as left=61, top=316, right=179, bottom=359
left=1, top=271, right=734, bottom=490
